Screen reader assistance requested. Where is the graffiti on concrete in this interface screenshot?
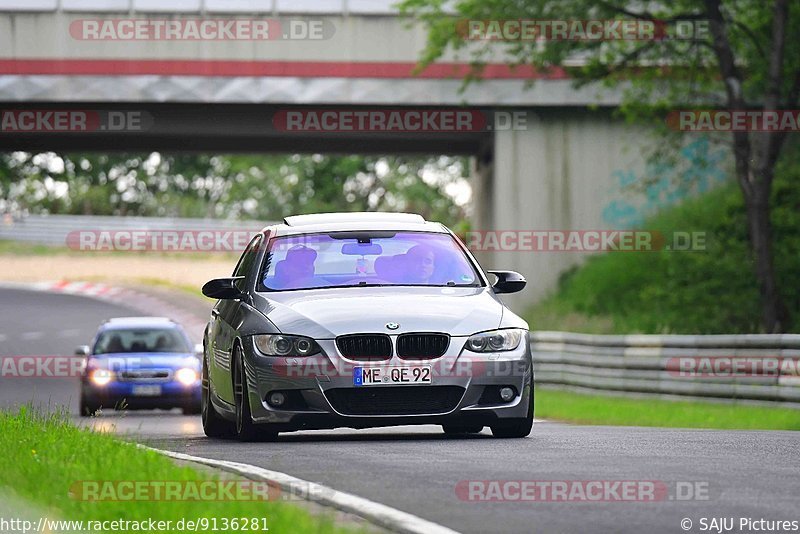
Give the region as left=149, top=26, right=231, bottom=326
left=602, top=136, right=729, bottom=228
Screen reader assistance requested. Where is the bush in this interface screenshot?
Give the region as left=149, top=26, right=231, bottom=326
left=528, top=157, right=800, bottom=334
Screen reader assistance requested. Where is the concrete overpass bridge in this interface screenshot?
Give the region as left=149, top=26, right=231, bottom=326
left=0, top=0, right=724, bottom=311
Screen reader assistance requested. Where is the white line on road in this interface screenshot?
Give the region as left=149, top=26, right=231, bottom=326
left=145, top=446, right=461, bottom=534
left=21, top=332, right=43, bottom=340
left=58, top=329, right=81, bottom=338
left=0, top=334, right=6, bottom=342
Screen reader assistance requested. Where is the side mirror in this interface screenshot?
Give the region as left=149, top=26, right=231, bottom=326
left=194, top=344, right=204, bottom=358
left=202, top=277, right=245, bottom=299
left=487, top=270, right=526, bottom=294
left=75, top=345, right=90, bottom=356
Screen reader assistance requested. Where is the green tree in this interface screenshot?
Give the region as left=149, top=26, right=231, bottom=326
left=0, top=153, right=469, bottom=229
left=400, top=0, right=800, bottom=332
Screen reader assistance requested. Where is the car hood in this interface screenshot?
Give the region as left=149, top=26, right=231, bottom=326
left=253, top=286, right=505, bottom=338
left=88, top=353, right=199, bottom=370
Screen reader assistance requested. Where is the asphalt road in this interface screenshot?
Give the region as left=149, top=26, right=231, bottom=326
left=1, top=287, right=799, bottom=534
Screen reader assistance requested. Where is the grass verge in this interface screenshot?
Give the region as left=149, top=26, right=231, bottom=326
left=536, top=388, right=800, bottom=430
left=0, top=239, right=239, bottom=261
left=0, top=407, right=363, bottom=533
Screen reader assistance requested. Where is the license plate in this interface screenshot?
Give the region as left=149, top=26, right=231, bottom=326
left=132, top=385, right=162, bottom=396
left=353, top=366, right=431, bottom=386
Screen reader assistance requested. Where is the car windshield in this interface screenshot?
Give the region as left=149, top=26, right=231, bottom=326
left=93, top=328, right=191, bottom=355
left=260, top=231, right=481, bottom=291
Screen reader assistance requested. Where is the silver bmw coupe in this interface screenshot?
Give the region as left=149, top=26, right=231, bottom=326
left=201, top=212, right=532, bottom=440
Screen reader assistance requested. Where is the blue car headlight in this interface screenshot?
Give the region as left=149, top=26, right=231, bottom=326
left=175, top=368, right=199, bottom=386
left=253, top=334, right=320, bottom=357
left=89, top=368, right=114, bottom=386
left=465, top=329, right=525, bottom=353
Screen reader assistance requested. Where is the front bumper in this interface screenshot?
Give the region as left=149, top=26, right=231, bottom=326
left=240, top=334, right=533, bottom=430
left=81, top=379, right=201, bottom=409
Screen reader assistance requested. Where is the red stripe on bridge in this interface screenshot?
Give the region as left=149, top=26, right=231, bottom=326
left=0, top=59, right=568, bottom=80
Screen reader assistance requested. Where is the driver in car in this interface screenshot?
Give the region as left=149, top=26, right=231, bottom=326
left=403, top=244, right=436, bottom=284
left=271, top=245, right=318, bottom=289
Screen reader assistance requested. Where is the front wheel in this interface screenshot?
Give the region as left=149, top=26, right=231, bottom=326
left=79, top=394, right=100, bottom=417
left=201, top=356, right=235, bottom=438
left=490, top=416, right=533, bottom=438
left=182, top=403, right=201, bottom=416
left=490, top=377, right=534, bottom=438
left=233, top=347, right=277, bottom=442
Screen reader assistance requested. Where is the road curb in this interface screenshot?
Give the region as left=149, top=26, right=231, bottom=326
left=142, top=445, right=461, bottom=534
left=0, top=280, right=209, bottom=341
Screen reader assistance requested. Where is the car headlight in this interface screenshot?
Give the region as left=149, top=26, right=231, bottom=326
left=465, top=329, right=525, bottom=353
left=89, top=369, right=114, bottom=386
left=253, top=334, right=320, bottom=357
left=175, top=368, right=199, bottom=386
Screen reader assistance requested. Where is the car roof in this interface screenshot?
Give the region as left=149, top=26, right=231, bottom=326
left=100, top=317, right=181, bottom=330
left=263, top=212, right=449, bottom=237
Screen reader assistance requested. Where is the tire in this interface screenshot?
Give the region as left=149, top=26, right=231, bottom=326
left=442, top=424, right=483, bottom=435
left=182, top=403, right=202, bottom=416
left=233, top=346, right=277, bottom=442
left=201, top=355, right=235, bottom=438
left=79, top=395, right=100, bottom=417
left=490, top=376, right=534, bottom=438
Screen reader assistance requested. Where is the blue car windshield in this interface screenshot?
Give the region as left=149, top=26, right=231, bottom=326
left=93, top=328, right=191, bottom=355
left=260, top=231, right=481, bottom=291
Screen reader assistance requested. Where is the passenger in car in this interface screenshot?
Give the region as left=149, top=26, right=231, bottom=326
left=155, top=335, right=171, bottom=351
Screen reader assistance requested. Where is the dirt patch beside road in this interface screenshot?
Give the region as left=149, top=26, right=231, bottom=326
left=0, top=254, right=233, bottom=293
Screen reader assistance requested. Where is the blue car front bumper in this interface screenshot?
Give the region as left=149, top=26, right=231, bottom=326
left=81, top=379, right=201, bottom=410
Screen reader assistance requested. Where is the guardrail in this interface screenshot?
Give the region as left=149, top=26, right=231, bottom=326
left=0, top=214, right=268, bottom=247
left=532, top=331, right=800, bottom=406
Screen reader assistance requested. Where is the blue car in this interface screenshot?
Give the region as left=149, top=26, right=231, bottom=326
left=78, top=317, right=202, bottom=416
